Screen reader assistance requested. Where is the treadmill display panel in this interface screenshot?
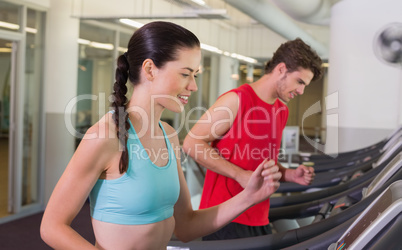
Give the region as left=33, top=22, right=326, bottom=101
left=335, top=189, right=392, bottom=249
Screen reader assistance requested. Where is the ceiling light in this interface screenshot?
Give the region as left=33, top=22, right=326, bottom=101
left=0, top=21, right=37, bottom=33
left=0, top=48, right=12, bottom=53
left=25, top=27, right=37, bottom=34
left=0, top=21, right=19, bottom=30
left=78, top=38, right=90, bottom=45
left=230, top=53, right=257, bottom=64
left=119, top=19, right=144, bottom=29
left=190, top=0, right=206, bottom=6
left=118, top=47, right=127, bottom=53
left=77, top=38, right=113, bottom=50
left=201, top=43, right=222, bottom=54
left=89, top=41, right=113, bottom=50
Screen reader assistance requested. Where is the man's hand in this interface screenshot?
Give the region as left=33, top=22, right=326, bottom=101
left=293, top=165, right=315, bottom=186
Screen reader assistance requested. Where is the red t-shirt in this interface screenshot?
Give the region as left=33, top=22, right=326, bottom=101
left=199, top=84, right=289, bottom=226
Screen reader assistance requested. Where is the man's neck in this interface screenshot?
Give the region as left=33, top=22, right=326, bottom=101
left=249, top=74, right=278, bottom=105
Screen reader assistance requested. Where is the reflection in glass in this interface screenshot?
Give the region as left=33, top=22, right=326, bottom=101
left=0, top=38, right=11, bottom=218
left=0, top=2, right=20, bottom=32
left=21, top=8, right=44, bottom=207
left=76, top=22, right=116, bottom=147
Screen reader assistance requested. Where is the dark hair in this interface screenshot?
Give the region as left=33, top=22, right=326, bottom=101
left=264, top=38, right=323, bottom=81
left=112, top=21, right=200, bottom=173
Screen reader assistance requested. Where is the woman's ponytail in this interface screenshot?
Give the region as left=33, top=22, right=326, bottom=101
left=112, top=53, right=131, bottom=173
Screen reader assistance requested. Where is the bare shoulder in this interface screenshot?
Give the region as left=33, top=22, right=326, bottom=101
left=184, top=91, right=240, bottom=144
left=203, top=91, right=239, bottom=122
left=212, top=91, right=239, bottom=110
left=85, top=112, right=116, bottom=139
left=74, top=112, right=119, bottom=169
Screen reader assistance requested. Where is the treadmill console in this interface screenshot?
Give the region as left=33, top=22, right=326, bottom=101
left=329, top=180, right=402, bottom=250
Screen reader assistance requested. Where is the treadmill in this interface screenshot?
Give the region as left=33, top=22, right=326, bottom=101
left=328, top=180, right=402, bottom=250
left=298, top=125, right=401, bottom=164
left=167, top=151, right=402, bottom=250
left=284, top=180, right=402, bottom=250
left=269, top=152, right=402, bottom=223
left=275, top=138, right=402, bottom=194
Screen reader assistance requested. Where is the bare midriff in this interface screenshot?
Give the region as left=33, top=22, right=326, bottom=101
left=92, top=216, right=175, bottom=250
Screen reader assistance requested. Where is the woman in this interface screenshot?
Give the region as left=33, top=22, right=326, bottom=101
left=40, top=21, right=282, bottom=250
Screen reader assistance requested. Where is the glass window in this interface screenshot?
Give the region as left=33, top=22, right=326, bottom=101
left=76, top=22, right=115, bottom=144
left=0, top=38, right=11, bottom=217
left=21, top=8, right=45, bottom=206
left=0, top=2, right=20, bottom=32
left=119, top=32, right=130, bottom=53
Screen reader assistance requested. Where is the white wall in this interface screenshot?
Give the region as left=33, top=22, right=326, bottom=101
left=236, top=25, right=287, bottom=60
left=326, top=0, right=402, bottom=153
left=43, top=0, right=79, bottom=203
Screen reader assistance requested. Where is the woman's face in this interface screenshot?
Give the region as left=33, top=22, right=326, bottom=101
left=151, top=47, right=202, bottom=113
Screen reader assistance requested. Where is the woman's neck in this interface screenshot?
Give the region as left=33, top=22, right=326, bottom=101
left=126, top=87, right=164, bottom=137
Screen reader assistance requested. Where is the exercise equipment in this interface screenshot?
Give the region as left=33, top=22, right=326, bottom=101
left=275, top=138, right=401, bottom=193
left=285, top=180, right=402, bottom=250
left=168, top=152, right=402, bottom=249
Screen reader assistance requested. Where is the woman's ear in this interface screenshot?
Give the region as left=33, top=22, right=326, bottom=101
left=142, top=59, right=156, bottom=81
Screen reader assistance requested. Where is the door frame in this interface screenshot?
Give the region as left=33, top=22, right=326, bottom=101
left=0, top=7, right=44, bottom=224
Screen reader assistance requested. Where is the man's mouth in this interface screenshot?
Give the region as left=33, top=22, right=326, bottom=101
left=290, top=92, right=295, bottom=99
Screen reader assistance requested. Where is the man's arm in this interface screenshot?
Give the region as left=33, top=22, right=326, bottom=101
left=182, top=92, right=253, bottom=188
left=277, top=161, right=315, bottom=185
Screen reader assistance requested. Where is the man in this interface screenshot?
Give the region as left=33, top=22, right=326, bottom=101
left=182, top=38, right=323, bottom=240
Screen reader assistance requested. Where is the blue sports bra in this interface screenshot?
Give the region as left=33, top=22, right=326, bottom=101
left=89, top=117, right=180, bottom=225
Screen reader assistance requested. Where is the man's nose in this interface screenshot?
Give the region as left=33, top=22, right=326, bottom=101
left=296, top=85, right=305, bottom=95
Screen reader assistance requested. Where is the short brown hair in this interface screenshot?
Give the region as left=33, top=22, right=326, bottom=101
left=264, top=38, right=323, bottom=81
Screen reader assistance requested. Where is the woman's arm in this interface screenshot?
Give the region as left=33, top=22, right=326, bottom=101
left=40, top=115, right=117, bottom=249
left=167, top=125, right=281, bottom=242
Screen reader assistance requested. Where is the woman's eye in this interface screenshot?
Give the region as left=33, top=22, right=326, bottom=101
left=181, top=74, right=189, bottom=77
left=194, top=75, right=198, bottom=78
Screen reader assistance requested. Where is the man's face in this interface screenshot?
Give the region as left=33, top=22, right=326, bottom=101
left=276, top=68, right=314, bottom=103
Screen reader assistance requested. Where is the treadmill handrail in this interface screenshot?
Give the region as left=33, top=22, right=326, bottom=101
left=362, top=152, right=402, bottom=198
left=382, top=128, right=402, bottom=151
left=374, top=138, right=402, bottom=167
